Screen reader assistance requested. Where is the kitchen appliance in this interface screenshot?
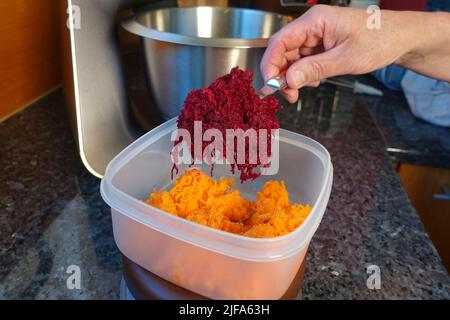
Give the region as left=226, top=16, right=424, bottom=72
left=62, top=0, right=312, bottom=300
left=322, top=77, right=384, bottom=96
left=122, top=6, right=291, bottom=119
left=120, top=256, right=307, bottom=299
left=61, top=0, right=290, bottom=179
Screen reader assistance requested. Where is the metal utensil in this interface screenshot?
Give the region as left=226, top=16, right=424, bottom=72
left=321, top=78, right=384, bottom=96
left=257, top=76, right=288, bottom=99
left=257, top=76, right=303, bottom=112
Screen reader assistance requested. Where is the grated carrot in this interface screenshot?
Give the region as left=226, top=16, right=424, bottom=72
left=145, top=169, right=312, bottom=238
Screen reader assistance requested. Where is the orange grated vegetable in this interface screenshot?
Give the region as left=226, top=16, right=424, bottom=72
left=145, top=169, right=312, bottom=238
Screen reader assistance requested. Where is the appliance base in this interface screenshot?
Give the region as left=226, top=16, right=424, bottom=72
left=120, top=255, right=305, bottom=300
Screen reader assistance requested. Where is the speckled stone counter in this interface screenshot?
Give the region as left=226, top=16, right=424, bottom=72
left=367, top=91, right=450, bottom=169
left=278, top=85, right=450, bottom=299
left=0, top=92, right=121, bottom=299
left=357, top=77, right=450, bottom=169
left=1, top=85, right=449, bottom=300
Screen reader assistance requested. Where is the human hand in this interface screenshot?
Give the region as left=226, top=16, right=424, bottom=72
left=261, top=5, right=421, bottom=102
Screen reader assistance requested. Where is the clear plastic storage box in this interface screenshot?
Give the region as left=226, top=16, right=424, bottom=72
left=100, top=118, right=333, bottom=299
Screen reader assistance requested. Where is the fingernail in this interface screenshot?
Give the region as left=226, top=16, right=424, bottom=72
left=291, top=70, right=306, bottom=88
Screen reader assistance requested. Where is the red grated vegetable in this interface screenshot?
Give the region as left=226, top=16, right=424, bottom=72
left=175, top=67, right=282, bottom=183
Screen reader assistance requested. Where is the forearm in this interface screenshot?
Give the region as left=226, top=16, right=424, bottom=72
left=394, top=11, right=450, bottom=81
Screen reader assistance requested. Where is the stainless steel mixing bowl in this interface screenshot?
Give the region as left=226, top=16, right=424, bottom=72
left=122, top=6, right=291, bottom=120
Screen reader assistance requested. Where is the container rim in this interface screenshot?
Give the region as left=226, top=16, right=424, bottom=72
left=121, top=6, right=292, bottom=49
left=100, top=118, right=333, bottom=261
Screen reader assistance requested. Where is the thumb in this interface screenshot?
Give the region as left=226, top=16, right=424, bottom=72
left=286, top=49, right=345, bottom=89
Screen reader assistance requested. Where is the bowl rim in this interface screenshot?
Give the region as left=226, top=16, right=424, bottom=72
left=121, top=6, right=292, bottom=49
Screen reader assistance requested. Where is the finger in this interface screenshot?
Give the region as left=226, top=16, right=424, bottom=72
left=286, top=48, right=346, bottom=89
left=285, top=48, right=301, bottom=63
left=299, top=44, right=324, bottom=57
left=261, top=37, right=291, bottom=81
left=303, top=35, right=322, bottom=49
left=261, top=22, right=308, bottom=81
left=306, top=80, right=321, bottom=88
left=281, top=88, right=299, bottom=103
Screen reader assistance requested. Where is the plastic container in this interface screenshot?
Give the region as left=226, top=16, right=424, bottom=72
left=100, top=118, right=333, bottom=300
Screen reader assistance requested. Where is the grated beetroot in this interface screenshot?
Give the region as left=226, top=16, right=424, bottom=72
left=175, top=67, right=282, bottom=183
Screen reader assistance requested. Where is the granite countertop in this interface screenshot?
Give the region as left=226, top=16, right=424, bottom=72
left=355, top=77, right=450, bottom=169
left=1, top=83, right=450, bottom=299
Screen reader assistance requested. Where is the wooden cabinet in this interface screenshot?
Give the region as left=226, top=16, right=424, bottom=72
left=397, top=163, right=450, bottom=273
left=0, top=0, right=61, bottom=121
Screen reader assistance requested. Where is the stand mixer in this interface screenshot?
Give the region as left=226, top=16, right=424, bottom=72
left=62, top=0, right=311, bottom=300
